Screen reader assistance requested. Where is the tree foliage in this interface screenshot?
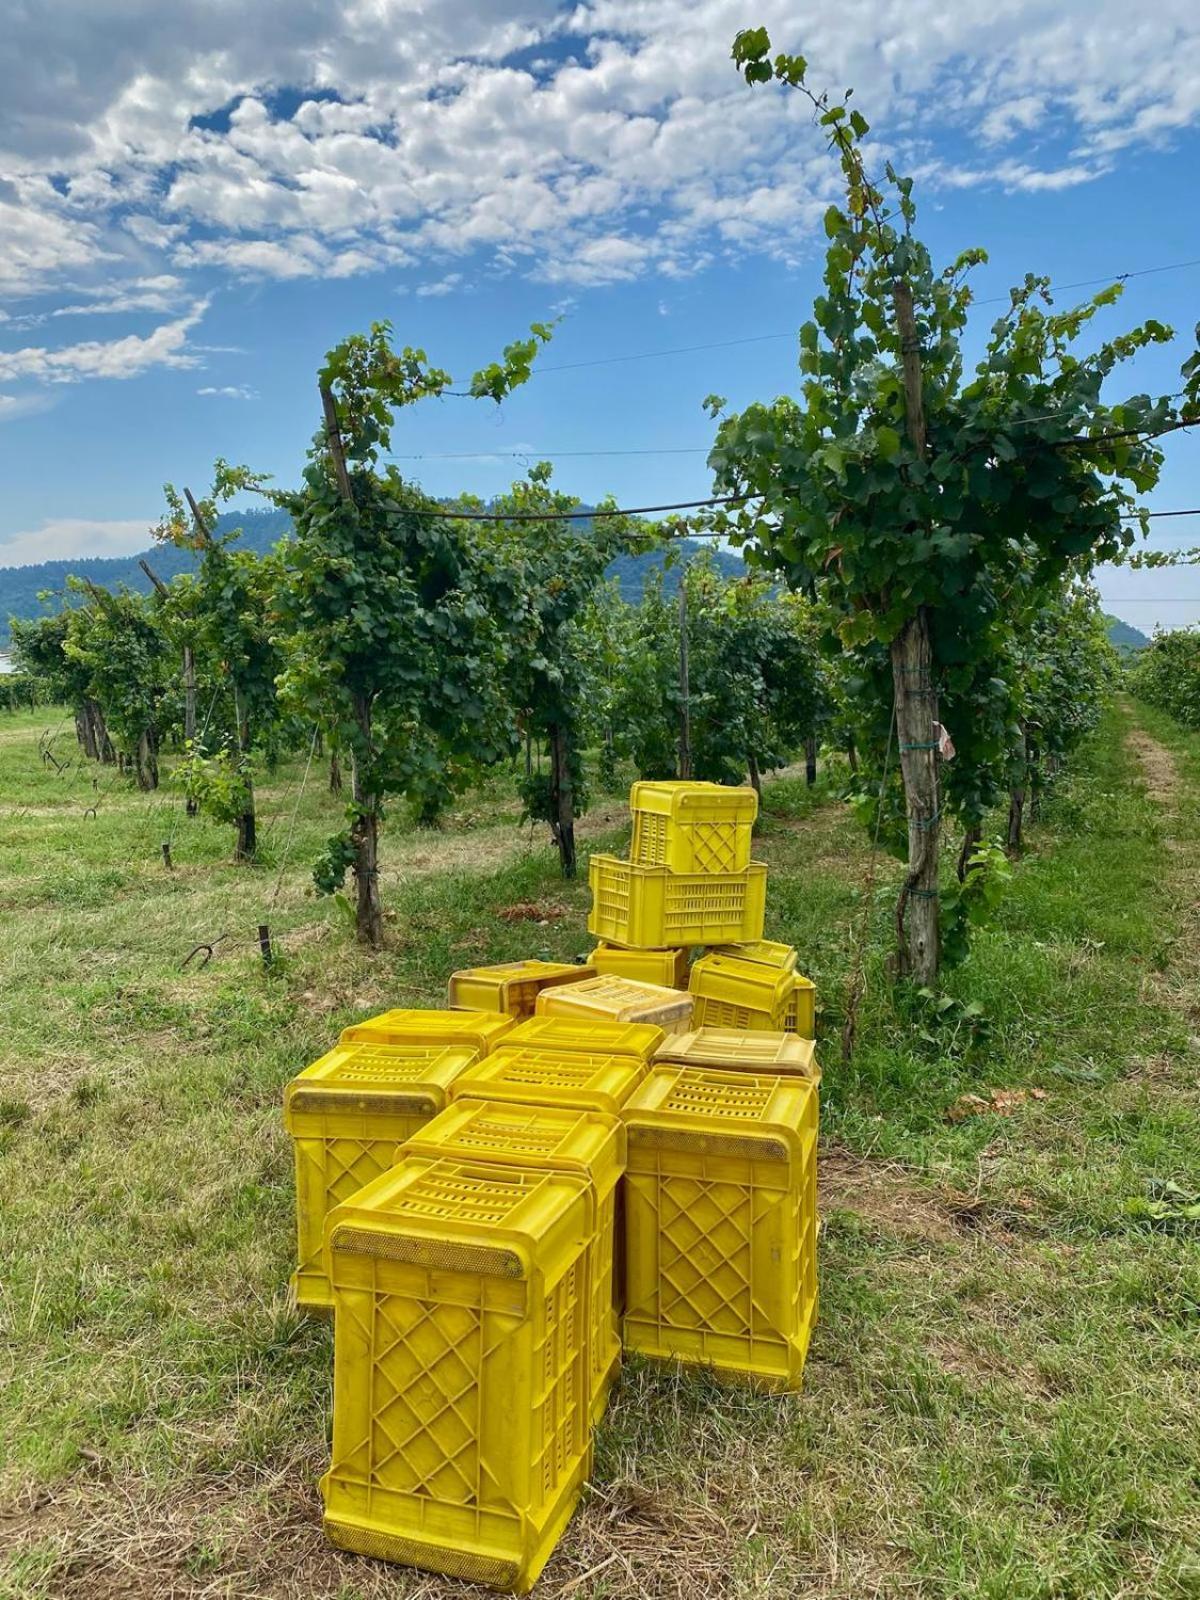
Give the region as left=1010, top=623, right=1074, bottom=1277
left=1129, top=628, right=1200, bottom=728
left=156, top=468, right=285, bottom=859
left=62, top=585, right=172, bottom=788
left=606, top=555, right=829, bottom=787
left=710, top=26, right=1200, bottom=979
left=10, top=613, right=90, bottom=710
left=470, top=464, right=643, bottom=874
left=274, top=319, right=552, bottom=945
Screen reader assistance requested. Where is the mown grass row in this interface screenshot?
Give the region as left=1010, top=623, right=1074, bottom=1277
left=1, top=700, right=1197, bottom=1598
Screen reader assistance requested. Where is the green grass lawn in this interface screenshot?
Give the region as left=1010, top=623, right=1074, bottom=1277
left=1, top=700, right=1197, bottom=1599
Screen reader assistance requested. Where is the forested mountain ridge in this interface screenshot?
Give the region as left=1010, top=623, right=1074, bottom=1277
left=0, top=507, right=743, bottom=640
left=0, top=507, right=1150, bottom=653
left=0, top=510, right=292, bottom=640
left=1103, top=614, right=1150, bottom=654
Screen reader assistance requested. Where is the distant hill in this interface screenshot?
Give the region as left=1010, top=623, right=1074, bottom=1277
left=5, top=511, right=1149, bottom=663
left=1105, top=614, right=1150, bottom=655
left=607, top=541, right=744, bottom=600
left=0, top=509, right=293, bottom=642
left=0, top=506, right=745, bottom=642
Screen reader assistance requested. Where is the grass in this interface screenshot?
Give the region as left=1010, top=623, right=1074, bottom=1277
left=0, top=700, right=1198, bottom=1598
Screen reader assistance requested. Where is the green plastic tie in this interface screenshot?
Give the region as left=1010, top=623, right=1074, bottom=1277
left=900, top=740, right=940, bottom=751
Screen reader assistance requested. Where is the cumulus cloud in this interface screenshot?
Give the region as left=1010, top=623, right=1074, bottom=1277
left=415, top=272, right=465, bottom=297
left=0, top=301, right=209, bottom=385
left=0, top=518, right=153, bottom=566
left=0, top=0, right=1196, bottom=317
left=197, top=384, right=258, bottom=399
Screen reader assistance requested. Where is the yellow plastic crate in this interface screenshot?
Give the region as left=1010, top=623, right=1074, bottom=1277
left=712, top=939, right=798, bottom=973
left=689, top=952, right=792, bottom=1031
left=341, top=1008, right=515, bottom=1054
left=591, top=943, right=689, bottom=989
left=782, top=976, right=817, bottom=1039
left=447, top=960, right=594, bottom=1018
left=453, top=1045, right=648, bottom=1117
left=283, top=1042, right=478, bottom=1310
left=709, top=945, right=814, bottom=1036
left=622, top=1066, right=819, bottom=1390
left=504, top=1015, right=665, bottom=1062
left=588, top=856, right=767, bottom=950
left=653, top=1027, right=820, bottom=1084
left=403, top=1099, right=624, bottom=1422
left=322, top=1156, right=594, bottom=1593
left=630, top=780, right=757, bottom=874
left=535, top=975, right=693, bottom=1034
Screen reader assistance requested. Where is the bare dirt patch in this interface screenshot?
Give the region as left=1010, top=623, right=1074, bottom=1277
left=819, top=1148, right=958, bottom=1245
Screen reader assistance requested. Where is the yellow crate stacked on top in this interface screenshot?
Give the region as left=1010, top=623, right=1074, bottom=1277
left=708, top=939, right=818, bottom=1039
left=588, top=782, right=765, bottom=952
left=535, top=973, right=693, bottom=1034
left=629, top=780, right=757, bottom=874
left=452, top=1014, right=658, bottom=1118
left=500, top=1014, right=664, bottom=1061
left=621, top=1064, right=819, bottom=1390
left=655, top=1027, right=821, bottom=1085
left=403, top=1098, right=624, bottom=1422
left=322, top=1154, right=596, bottom=1593
left=341, top=1007, right=517, bottom=1052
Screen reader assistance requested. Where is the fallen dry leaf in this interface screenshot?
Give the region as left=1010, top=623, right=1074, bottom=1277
left=946, top=1086, right=1048, bottom=1123
left=498, top=901, right=571, bottom=922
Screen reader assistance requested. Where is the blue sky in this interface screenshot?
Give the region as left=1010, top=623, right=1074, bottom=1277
left=2, top=0, right=1199, bottom=633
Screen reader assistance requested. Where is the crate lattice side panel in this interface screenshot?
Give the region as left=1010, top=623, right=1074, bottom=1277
left=297, top=1137, right=402, bottom=1278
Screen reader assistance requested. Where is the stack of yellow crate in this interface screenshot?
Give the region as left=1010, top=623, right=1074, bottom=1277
left=280, top=780, right=822, bottom=1593
left=588, top=780, right=766, bottom=970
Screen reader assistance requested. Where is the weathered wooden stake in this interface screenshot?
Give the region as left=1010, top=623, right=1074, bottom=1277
left=889, top=277, right=940, bottom=984
left=161, top=841, right=173, bottom=871
left=319, top=385, right=355, bottom=505
left=183, top=489, right=214, bottom=543
left=258, top=924, right=273, bottom=967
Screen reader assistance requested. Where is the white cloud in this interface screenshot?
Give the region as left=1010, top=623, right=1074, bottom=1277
left=197, top=383, right=258, bottom=399
left=917, top=156, right=1108, bottom=194
left=50, top=275, right=187, bottom=318
left=0, top=518, right=152, bottom=567
left=0, top=184, right=111, bottom=299
left=0, top=300, right=209, bottom=385
left=7, top=276, right=189, bottom=329
left=0, top=0, right=1195, bottom=311
left=980, top=95, right=1046, bottom=146
left=0, top=391, right=56, bottom=422
left=415, top=272, right=464, bottom=297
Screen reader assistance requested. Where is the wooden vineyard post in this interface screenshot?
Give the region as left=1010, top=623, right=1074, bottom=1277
left=890, top=278, right=940, bottom=983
